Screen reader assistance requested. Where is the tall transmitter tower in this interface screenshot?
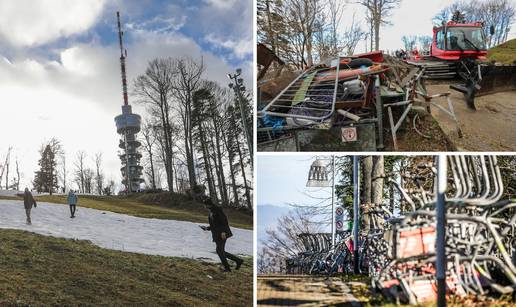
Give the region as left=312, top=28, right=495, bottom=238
left=114, top=11, right=143, bottom=193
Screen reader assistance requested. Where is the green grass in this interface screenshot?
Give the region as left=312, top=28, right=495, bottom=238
left=488, top=39, right=516, bottom=64
left=0, top=229, right=253, bottom=306
left=0, top=192, right=252, bottom=230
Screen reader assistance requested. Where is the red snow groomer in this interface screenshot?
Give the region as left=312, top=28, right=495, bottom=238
left=407, top=11, right=516, bottom=109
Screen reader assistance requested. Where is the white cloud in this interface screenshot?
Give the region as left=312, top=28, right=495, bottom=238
left=204, top=0, right=239, bottom=10
left=126, top=15, right=188, bottom=33
left=204, top=33, right=253, bottom=60
left=0, top=0, right=105, bottom=47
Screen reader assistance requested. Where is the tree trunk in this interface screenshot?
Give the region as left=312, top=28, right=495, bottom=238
left=235, top=135, right=251, bottom=210
left=222, top=130, right=240, bottom=206
left=374, top=16, right=380, bottom=51
left=371, top=155, right=384, bottom=205
left=149, top=151, right=156, bottom=189
left=211, top=114, right=229, bottom=205
left=159, top=99, right=174, bottom=192
left=5, top=160, right=9, bottom=190
left=361, top=156, right=373, bottom=205
left=15, top=160, right=20, bottom=191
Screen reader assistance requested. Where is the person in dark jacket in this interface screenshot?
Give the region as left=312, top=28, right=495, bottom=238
left=23, top=188, right=37, bottom=225
left=200, top=196, right=244, bottom=272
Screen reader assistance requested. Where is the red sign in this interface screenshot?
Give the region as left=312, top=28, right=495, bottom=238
left=341, top=127, right=357, bottom=142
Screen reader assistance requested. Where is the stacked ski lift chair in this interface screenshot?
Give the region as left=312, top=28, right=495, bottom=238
left=290, top=233, right=314, bottom=274
left=258, top=54, right=389, bottom=149
left=323, top=230, right=355, bottom=275
left=294, top=233, right=327, bottom=274
left=372, top=156, right=516, bottom=304
left=307, top=233, right=333, bottom=274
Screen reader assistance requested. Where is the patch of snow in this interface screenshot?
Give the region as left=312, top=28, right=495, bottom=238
left=0, top=200, right=253, bottom=262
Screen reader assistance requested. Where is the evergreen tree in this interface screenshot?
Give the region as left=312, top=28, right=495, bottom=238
left=33, top=139, right=61, bottom=195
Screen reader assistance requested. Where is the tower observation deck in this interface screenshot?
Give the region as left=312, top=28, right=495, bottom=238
left=114, top=11, right=143, bottom=193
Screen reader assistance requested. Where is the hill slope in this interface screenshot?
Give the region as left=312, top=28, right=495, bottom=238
left=488, top=39, right=516, bottom=64
left=0, top=229, right=252, bottom=306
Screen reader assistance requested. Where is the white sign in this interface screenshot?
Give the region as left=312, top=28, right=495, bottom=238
left=341, top=127, right=357, bottom=142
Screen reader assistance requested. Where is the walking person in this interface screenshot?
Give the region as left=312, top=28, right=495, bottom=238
left=67, top=190, right=77, bottom=218
left=23, top=188, right=37, bottom=225
left=197, top=187, right=243, bottom=272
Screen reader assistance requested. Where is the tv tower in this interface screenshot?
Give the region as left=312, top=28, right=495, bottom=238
left=114, top=11, right=143, bottom=193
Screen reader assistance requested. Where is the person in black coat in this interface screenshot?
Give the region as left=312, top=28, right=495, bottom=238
left=200, top=197, right=243, bottom=272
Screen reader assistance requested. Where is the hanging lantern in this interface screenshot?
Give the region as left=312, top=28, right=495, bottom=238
left=306, top=159, right=330, bottom=187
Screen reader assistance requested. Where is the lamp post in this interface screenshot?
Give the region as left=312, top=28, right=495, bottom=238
left=306, top=156, right=336, bottom=249
left=228, top=69, right=253, bottom=164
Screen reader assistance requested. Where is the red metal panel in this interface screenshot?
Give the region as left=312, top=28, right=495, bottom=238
left=396, top=226, right=436, bottom=258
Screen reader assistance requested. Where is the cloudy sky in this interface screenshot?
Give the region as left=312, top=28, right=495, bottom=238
left=342, top=0, right=516, bottom=53
left=0, top=0, right=252, bottom=191
left=257, top=155, right=329, bottom=207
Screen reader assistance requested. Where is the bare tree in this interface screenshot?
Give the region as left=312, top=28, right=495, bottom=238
left=285, top=0, right=324, bottom=67
left=104, top=178, right=116, bottom=196
left=418, top=35, right=433, bottom=50
left=14, top=159, right=20, bottom=191
left=358, top=0, right=401, bottom=51
left=4, top=150, right=9, bottom=190
left=261, top=207, right=321, bottom=273
left=58, top=153, right=67, bottom=193
left=140, top=121, right=158, bottom=190
left=84, top=168, right=94, bottom=194
left=342, top=13, right=367, bottom=55
left=134, top=58, right=177, bottom=192
left=0, top=147, right=12, bottom=189
left=74, top=151, right=86, bottom=193
left=401, top=35, right=418, bottom=51
left=327, top=0, right=344, bottom=54
left=171, top=57, right=205, bottom=190
left=94, top=152, right=104, bottom=195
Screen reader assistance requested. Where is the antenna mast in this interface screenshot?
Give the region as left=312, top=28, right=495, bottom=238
left=117, top=11, right=129, bottom=106
left=114, top=11, right=143, bottom=194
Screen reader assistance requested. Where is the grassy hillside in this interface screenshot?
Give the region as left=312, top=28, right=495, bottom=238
left=488, top=39, right=516, bottom=64
left=0, top=192, right=252, bottom=230
left=0, top=229, right=252, bottom=306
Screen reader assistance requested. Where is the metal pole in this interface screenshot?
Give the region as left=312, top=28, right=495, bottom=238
left=231, top=75, right=253, bottom=165
left=436, top=155, right=447, bottom=307
left=331, top=155, right=335, bottom=249
left=353, top=155, right=360, bottom=274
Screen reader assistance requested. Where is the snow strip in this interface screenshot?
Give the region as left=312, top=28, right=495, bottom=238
left=0, top=200, right=253, bottom=262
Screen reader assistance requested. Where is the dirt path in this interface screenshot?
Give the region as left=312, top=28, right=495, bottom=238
left=426, top=83, right=516, bottom=151
left=257, top=275, right=362, bottom=307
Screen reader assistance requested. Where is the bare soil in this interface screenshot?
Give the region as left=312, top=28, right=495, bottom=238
left=426, top=83, right=516, bottom=151
left=383, top=111, right=454, bottom=151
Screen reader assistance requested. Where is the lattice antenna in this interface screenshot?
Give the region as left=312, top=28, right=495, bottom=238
left=117, top=11, right=129, bottom=106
